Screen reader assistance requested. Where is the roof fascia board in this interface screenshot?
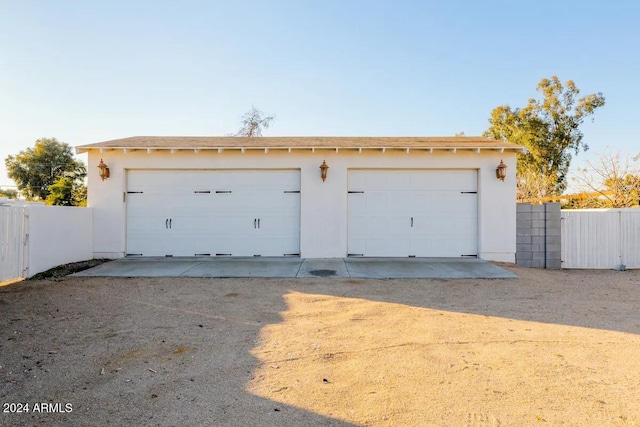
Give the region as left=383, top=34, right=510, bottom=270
left=76, top=146, right=527, bottom=154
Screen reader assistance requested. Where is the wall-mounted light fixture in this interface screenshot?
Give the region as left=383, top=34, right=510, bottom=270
left=319, top=160, right=329, bottom=182
left=97, top=159, right=110, bottom=181
left=496, top=160, right=507, bottom=181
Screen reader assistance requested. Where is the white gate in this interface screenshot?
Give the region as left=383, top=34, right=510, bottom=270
left=0, top=201, right=28, bottom=281
left=561, top=209, right=640, bottom=269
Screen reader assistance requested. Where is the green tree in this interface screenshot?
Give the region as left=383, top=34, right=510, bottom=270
left=45, top=177, right=87, bottom=206
left=0, top=187, right=18, bottom=198
left=236, top=106, right=275, bottom=137
left=45, top=177, right=74, bottom=206
left=485, top=76, right=605, bottom=197
left=5, top=138, right=86, bottom=203
left=73, top=183, right=87, bottom=207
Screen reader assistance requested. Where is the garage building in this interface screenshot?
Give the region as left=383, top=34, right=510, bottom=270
left=76, top=136, right=523, bottom=262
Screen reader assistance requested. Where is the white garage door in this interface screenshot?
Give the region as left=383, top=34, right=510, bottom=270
left=348, top=170, right=478, bottom=257
left=126, top=170, right=300, bottom=257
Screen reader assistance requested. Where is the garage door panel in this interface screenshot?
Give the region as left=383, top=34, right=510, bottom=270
left=365, top=238, right=411, bottom=257
left=386, top=173, right=412, bottom=190
left=126, top=170, right=300, bottom=256
left=387, top=193, right=413, bottom=212
left=349, top=170, right=477, bottom=192
left=409, top=170, right=477, bottom=191
left=348, top=196, right=368, bottom=214
left=129, top=170, right=201, bottom=191
left=348, top=217, right=368, bottom=235
left=215, top=170, right=300, bottom=190
left=444, top=193, right=476, bottom=211
left=410, top=236, right=476, bottom=257
left=348, top=238, right=365, bottom=255
left=259, top=214, right=299, bottom=236
left=365, top=193, right=388, bottom=211
left=126, top=235, right=169, bottom=256
left=348, top=169, right=478, bottom=257
left=353, top=192, right=412, bottom=215
left=261, top=191, right=300, bottom=213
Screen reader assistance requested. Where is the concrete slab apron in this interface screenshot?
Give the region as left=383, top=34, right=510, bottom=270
left=297, top=259, right=349, bottom=278
left=73, top=257, right=516, bottom=279
left=72, top=257, right=204, bottom=277
left=345, top=258, right=517, bottom=279
left=180, top=257, right=303, bottom=278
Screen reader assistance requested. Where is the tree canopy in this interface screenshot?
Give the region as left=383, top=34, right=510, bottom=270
left=5, top=138, right=87, bottom=204
left=45, top=176, right=87, bottom=206
left=236, top=106, right=275, bottom=137
left=0, top=187, right=18, bottom=199
left=484, top=76, right=605, bottom=197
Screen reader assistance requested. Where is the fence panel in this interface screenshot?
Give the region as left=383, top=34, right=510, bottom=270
left=28, top=205, right=93, bottom=276
left=561, top=209, right=640, bottom=269
left=0, top=203, right=27, bottom=281
left=621, top=211, right=640, bottom=268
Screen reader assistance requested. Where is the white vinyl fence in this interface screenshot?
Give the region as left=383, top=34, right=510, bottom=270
left=0, top=200, right=28, bottom=281
left=0, top=199, right=93, bottom=281
left=561, top=208, right=640, bottom=269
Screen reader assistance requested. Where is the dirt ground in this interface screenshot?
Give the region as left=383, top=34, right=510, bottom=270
left=1, top=265, right=639, bottom=426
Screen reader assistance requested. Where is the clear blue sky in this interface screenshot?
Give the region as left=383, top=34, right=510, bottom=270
left=1, top=0, right=639, bottom=189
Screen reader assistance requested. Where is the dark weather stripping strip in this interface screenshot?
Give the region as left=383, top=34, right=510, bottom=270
left=216, top=253, right=232, bottom=256
left=126, top=253, right=143, bottom=256
left=195, top=253, right=211, bottom=256
left=125, top=191, right=143, bottom=202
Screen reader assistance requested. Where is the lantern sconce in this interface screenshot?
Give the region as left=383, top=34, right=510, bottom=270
left=319, top=160, right=329, bottom=182
left=97, top=159, right=110, bottom=181
left=496, top=160, right=507, bottom=181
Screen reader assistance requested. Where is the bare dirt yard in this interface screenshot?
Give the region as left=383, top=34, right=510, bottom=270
left=1, top=265, right=639, bottom=426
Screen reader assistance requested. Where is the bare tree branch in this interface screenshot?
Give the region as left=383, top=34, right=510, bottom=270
left=569, top=151, right=640, bottom=208
left=236, top=106, right=275, bottom=137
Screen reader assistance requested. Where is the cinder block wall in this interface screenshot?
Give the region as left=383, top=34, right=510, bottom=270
left=516, top=203, right=561, bottom=269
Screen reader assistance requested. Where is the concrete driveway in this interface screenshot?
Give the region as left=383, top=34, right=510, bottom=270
left=73, top=257, right=516, bottom=279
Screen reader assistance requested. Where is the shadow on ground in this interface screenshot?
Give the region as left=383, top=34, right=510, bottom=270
left=0, top=278, right=356, bottom=426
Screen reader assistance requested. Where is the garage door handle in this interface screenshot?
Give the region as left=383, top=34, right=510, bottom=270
left=166, top=219, right=168, bottom=229
left=411, top=217, right=413, bottom=227
left=169, top=218, right=172, bottom=229
left=254, top=219, right=257, bottom=229
left=258, top=218, right=260, bottom=228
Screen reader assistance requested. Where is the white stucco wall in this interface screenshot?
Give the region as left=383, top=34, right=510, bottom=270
left=87, top=149, right=516, bottom=262
left=27, top=205, right=93, bottom=277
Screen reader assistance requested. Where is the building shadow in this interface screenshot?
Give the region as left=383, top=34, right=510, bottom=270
left=0, top=277, right=358, bottom=427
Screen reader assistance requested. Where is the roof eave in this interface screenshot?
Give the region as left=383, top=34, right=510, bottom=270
left=76, top=145, right=527, bottom=154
